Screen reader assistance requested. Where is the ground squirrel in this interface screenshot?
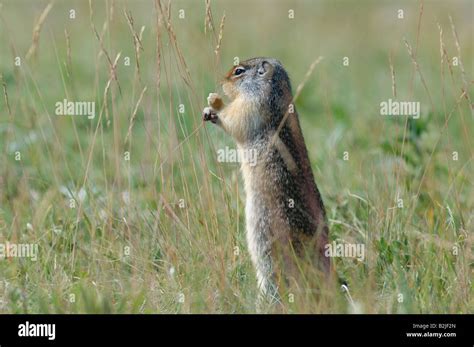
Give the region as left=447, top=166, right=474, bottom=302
left=203, top=57, right=330, bottom=303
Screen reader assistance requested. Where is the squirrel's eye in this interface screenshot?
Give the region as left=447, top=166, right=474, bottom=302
left=234, top=68, right=245, bottom=76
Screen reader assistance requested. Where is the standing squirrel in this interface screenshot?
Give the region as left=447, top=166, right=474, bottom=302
left=203, top=57, right=330, bottom=302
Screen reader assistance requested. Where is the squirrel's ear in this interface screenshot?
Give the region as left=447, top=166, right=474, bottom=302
left=257, top=61, right=273, bottom=76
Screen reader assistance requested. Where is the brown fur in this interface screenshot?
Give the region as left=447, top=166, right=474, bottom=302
left=203, top=57, right=330, bottom=301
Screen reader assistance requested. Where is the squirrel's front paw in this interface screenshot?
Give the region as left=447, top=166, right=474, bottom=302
left=207, top=93, right=224, bottom=111
left=202, top=107, right=219, bottom=124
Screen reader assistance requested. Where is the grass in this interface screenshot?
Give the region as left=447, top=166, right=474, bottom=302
left=0, top=0, right=472, bottom=313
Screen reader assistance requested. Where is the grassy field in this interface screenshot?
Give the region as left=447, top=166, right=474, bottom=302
left=0, top=0, right=472, bottom=313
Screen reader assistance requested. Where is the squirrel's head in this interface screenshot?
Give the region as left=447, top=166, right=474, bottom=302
left=222, top=58, right=293, bottom=123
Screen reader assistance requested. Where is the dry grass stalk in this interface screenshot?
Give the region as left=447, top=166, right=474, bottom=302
left=214, top=13, right=226, bottom=57
left=271, top=56, right=324, bottom=146
left=449, top=15, right=473, bottom=117
left=89, top=0, right=122, bottom=96
left=124, top=9, right=146, bottom=82
left=403, top=38, right=434, bottom=110
left=64, top=29, right=72, bottom=78
left=204, top=0, right=215, bottom=35
left=388, top=51, right=397, bottom=98
left=125, top=86, right=148, bottom=144
left=1, top=74, right=12, bottom=117
left=25, top=2, right=54, bottom=60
